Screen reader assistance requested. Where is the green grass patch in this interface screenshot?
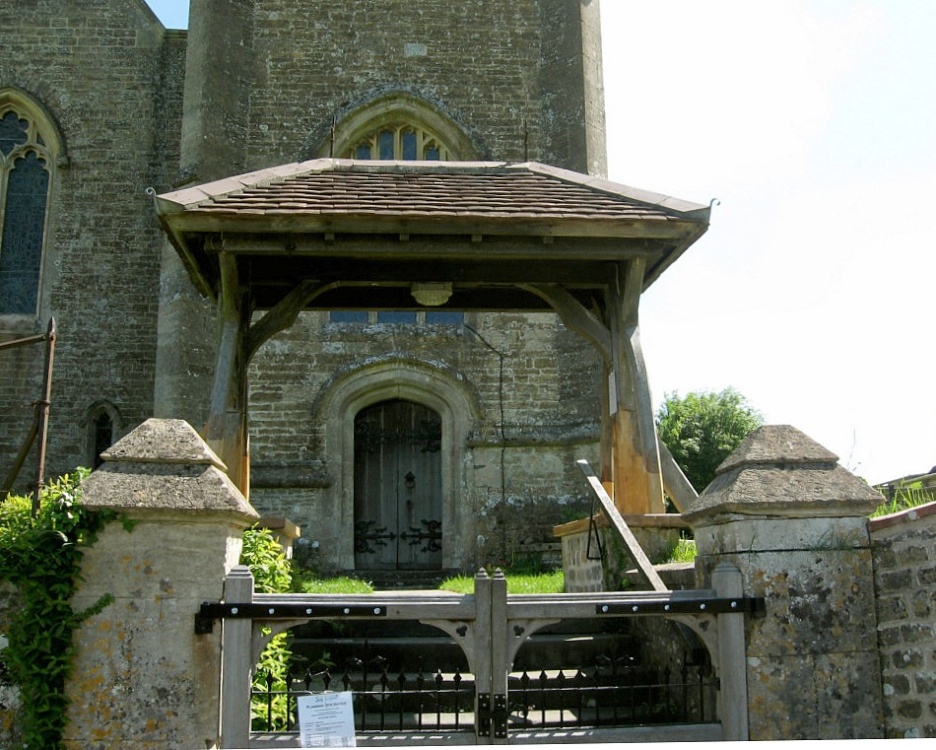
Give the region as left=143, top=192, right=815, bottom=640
left=438, top=569, right=564, bottom=594
left=296, top=575, right=374, bottom=594
left=664, top=538, right=697, bottom=564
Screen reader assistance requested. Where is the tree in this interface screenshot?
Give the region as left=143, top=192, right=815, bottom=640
left=656, top=387, right=764, bottom=492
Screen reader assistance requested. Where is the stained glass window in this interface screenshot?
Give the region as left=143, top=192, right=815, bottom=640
left=0, top=111, right=29, bottom=156
left=0, top=105, right=53, bottom=316
left=377, top=311, right=417, bottom=324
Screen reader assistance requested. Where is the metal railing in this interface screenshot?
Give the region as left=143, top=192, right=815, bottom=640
left=251, top=653, right=716, bottom=737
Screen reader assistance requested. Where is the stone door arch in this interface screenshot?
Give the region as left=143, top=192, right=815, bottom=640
left=317, top=359, right=480, bottom=571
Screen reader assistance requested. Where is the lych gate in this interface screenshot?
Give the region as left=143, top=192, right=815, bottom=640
left=154, top=159, right=710, bottom=522
left=155, top=158, right=722, bottom=746
left=203, top=558, right=757, bottom=746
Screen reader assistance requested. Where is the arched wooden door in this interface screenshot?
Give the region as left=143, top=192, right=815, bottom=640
left=353, top=399, right=443, bottom=570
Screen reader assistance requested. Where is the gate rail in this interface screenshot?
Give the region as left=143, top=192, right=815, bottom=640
left=203, top=564, right=761, bottom=746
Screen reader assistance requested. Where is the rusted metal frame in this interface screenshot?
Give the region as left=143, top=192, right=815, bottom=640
left=0, top=318, right=56, bottom=513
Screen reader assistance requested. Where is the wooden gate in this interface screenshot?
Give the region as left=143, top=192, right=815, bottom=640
left=201, top=565, right=760, bottom=746
left=353, top=399, right=443, bottom=571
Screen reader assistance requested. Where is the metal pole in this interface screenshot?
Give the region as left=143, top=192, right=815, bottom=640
left=32, top=317, right=56, bottom=516
left=0, top=319, right=56, bottom=508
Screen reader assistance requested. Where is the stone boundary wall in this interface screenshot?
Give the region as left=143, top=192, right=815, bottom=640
left=870, top=500, right=936, bottom=738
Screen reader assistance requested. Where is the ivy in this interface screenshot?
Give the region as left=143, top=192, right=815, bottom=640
left=0, top=470, right=118, bottom=749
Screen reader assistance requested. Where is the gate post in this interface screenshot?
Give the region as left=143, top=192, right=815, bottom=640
left=66, top=418, right=258, bottom=749
left=474, top=569, right=493, bottom=744
left=712, top=563, right=748, bottom=740
left=220, top=566, right=255, bottom=748
left=489, top=569, right=509, bottom=744
left=685, top=425, right=884, bottom=739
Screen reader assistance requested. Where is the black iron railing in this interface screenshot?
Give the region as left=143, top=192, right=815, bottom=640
left=509, top=660, right=716, bottom=729
left=252, top=650, right=715, bottom=735
left=253, top=662, right=475, bottom=734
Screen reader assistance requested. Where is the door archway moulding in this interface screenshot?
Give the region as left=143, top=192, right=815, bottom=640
left=315, top=357, right=482, bottom=570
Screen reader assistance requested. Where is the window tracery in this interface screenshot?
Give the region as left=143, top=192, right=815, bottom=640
left=0, top=96, right=57, bottom=316
left=346, top=124, right=448, bottom=161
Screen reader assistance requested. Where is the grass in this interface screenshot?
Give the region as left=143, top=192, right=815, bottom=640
left=291, top=569, right=564, bottom=595
left=664, top=538, right=697, bottom=564
left=438, top=568, right=565, bottom=594
left=870, top=484, right=934, bottom=518
left=295, top=574, right=374, bottom=594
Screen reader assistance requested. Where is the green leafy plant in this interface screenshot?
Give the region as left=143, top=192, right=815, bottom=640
left=662, top=538, right=697, bottom=564
left=240, top=526, right=297, bottom=732
left=0, top=469, right=118, bottom=750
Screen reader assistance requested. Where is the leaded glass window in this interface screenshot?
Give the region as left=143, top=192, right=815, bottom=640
left=345, top=124, right=450, bottom=161
left=0, top=106, right=53, bottom=315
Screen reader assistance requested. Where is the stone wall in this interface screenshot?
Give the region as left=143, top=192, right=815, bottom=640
left=247, top=310, right=602, bottom=572
left=3, top=0, right=611, bottom=577
left=0, top=0, right=182, bottom=487
left=870, top=501, right=936, bottom=738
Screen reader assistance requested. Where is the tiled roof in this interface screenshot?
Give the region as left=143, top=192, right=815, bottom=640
left=156, top=159, right=709, bottom=227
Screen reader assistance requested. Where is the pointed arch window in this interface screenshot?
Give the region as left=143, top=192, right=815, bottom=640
left=87, top=402, right=120, bottom=469
left=347, top=124, right=449, bottom=161
left=327, top=92, right=476, bottom=163
left=0, top=96, right=58, bottom=316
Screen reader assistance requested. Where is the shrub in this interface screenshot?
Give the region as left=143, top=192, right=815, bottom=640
left=0, top=470, right=119, bottom=749
left=240, top=526, right=295, bottom=732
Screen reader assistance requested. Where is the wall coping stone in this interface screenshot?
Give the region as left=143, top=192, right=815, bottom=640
left=685, top=425, right=882, bottom=524
left=869, top=499, right=936, bottom=533
left=80, top=418, right=258, bottom=523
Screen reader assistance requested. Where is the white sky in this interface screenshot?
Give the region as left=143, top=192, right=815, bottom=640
left=147, top=0, right=935, bottom=485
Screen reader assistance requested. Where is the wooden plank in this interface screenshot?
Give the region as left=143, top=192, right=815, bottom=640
left=576, top=459, right=668, bottom=592
left=166, top=211, right=703, bottom=241
left=658, top=437, right=698, bottom=512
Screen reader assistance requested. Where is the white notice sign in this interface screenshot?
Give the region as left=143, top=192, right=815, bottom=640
left=297, top=692, right=356, bottom=747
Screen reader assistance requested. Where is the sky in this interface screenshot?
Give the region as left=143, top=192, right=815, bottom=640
left=145, top=1, right=935, bottom=485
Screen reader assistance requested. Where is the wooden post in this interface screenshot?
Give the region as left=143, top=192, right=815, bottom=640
left=712, top=562, right=749, bottom=741
left=607, top=259, right=665, bottom=514
left=489, top=568, right=509, bottom=744
left=220, top=565, right=255, bottom=748
left=474, top=568, right=493, bottom=744
left=204, top=252, right=250, bottom=494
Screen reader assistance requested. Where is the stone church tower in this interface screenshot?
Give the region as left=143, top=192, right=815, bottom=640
left=2, top=2, right=702, bottom=576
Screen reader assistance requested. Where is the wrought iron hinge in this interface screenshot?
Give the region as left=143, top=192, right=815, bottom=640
left=477, top=692, right=508, bottom=739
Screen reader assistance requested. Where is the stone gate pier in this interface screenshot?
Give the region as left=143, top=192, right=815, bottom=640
left=685, top=424, right=885, bottom=739
left=65, top=418, right=257, bottom=749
